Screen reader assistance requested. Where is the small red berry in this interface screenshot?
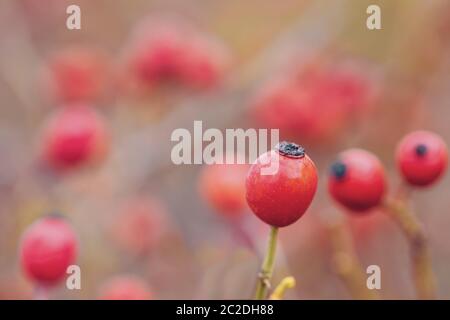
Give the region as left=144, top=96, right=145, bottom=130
left=245, top=142, right=318, bottom=227
left=251, top=61, right=374, bottom=143
left=99, top=275, right=152, bottom=300
left=199, top=163, right=249, bottom=219
left=41, top=104, right=109, bottom=171
left=42, top=47, right=112, bottom=103
left=396, top=130, right=448, bottom=187
left=124, top=16, right=229, bottom=91
left=111, top=197, right=168, bottom=256
left=20, top=215, right=77, bottom=286
left=328, top=149, right=387, bottom=212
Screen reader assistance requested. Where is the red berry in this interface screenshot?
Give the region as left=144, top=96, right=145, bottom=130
left=99, top=275, right=152, bottom=300
left=328, top=149, right=387, bottom=212
left=396, top=130, right=448, bottom=187
left=199, top=163, right=249, bottom=219
left=111, top=197, right=168, bottom=256
left=41, top=104, right=109, bottom=171
left=251, top=62, right=374, bottom=143
left=20, top=215, right=77, bottom=286
left=125, top=17, right=228, bottom=91
left=42, top=47, right=112, bottom=103
left=245, top=142, right=318, bottom=227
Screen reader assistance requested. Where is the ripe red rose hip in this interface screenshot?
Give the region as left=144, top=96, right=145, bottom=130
left=396, top=130, right=448, bottom=187
left=99, top=275, right=152, bottom=300
left=245, top=142, right=318, bottom=227
left=199, top=163, right=249, bottom=218
left=20, top=215, right=78, bottom=286
left=328, top=149, right=386, bottom=212
left=41, top=104, right=109, bottom=171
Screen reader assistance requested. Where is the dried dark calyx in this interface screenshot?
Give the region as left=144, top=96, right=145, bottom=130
left=331, top=161, right=347, bottom=180
left=47, top=212, right=65, bottom=219
left=415, top=144, right=428, bottom=157
left=276, top=141, right=305, bottom=158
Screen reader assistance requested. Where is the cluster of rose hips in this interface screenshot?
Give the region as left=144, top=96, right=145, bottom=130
left=19, top=15, right=229, bottom=299
left=204, top=130, right=447, bottom=299
left=328, top=130, right=448, bottom=212
left=250, top=59, right=376, bottom=144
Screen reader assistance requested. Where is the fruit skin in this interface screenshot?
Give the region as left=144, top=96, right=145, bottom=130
left=396, top=130, right=448, bottom=187
left=99, top=275, right=152, bottom=300
left=245, top=142, right=318, bottom=227
left=199, top=163, right=249, bottom=219
left=328, top=149, right=387, bottom=212
left=41, top=104, right=109, bottom=171
left=20, top=215, right=77, bottom=286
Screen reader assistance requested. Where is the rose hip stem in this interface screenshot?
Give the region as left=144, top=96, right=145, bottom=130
left=327, top=221, right=380, bottom=300
left=382, top=197, right=436, bottom=299
left=254, top=226, right=278, bottom=300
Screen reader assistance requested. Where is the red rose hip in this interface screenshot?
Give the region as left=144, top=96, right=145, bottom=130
left=20, top=215, right=78, bottom=286
left=41, top=104, right=109, bottom=171
left=199, top=163, right=249, bottom=218
left=328, top=149, right=386, bottom=212
left=99, top=275, right=152, bottom=300
left=396, top=130, right=448, bottom=187
left=245, top=142, right=318, bottom=227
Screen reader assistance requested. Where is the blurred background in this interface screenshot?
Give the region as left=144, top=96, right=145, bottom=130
left=0, top=0, right=449, bottom=299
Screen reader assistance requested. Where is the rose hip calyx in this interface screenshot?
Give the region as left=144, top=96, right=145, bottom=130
left=275, top=141, right=305, bottom=158
left=330, top=161, right=347, bottom=180
left=415, top=144, right=428, bottom=157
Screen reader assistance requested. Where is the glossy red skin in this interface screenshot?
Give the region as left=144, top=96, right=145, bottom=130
left=328, top=149, right=386, bottom=212
left=199, top=164, right=249, bottom=219
left=42, top=105, right=109, bottom=171
left=20, top=217, right=77, bottom=286
left=396, top=131, right=448, bottom=187
left=245, top=150, right=318, bottom=227
left=99, top=276, right=152, bottom=300
left=43, top=47, right=111, bottom=103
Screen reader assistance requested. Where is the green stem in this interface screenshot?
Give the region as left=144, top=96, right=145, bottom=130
left=254, top=226, right=278, bottom=300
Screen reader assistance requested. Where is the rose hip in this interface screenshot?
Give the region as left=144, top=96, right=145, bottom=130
left=41, top=104, right=109, bottom=171
left=246, top=142, right=318, bottom=227
left=396, top=130, right=448, bottom=187
left=20, top=215, right=77, bottom=286
left=328, top=149, right=387, bottom=212
left=199, top=163, right=249, bottom=219
left=99, top=275, right=152, bottom=300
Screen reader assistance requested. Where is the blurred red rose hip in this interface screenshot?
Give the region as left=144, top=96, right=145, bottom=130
left=20, top=215, right=77, bottom=286
left=99, top=275, right=152, bottom=300
left=251, top=61, right=374, bottom=143
left=41, top=104, right=109, bottom=171
left=111, top=197, right=168, bottom=256
left=245, top=142, right=318, bottom=227
left=124, top=16, right=229, bottom=91
left=42, top=47, right=112, bottom=103
left=328, top=149, right=387, bottom=212
left=199, top=163, right=249, bottom=219
left=396, top=130, right=448, bottom=187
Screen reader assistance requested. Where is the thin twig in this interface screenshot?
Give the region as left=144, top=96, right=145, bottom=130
left=382, top=198, right=436, bottom=299
left=327, top=220, right=380, bottom=300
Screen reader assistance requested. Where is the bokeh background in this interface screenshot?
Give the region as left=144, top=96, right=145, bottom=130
left=0, top=0, right=449, bottom=299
